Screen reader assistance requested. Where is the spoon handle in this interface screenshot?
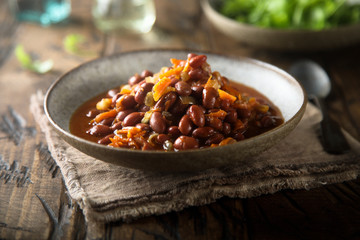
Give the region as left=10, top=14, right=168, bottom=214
left=314, top=96, right=350, bottom=154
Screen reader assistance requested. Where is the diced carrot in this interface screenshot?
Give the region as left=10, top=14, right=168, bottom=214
left=127, top=127, right=143, bottom=138
left=233, top=119, right=245, bottom=132
left=153, top=77, right=172, bottom=101
left=218, top=89, right=237, bottom=103
left=206, top=109, right=227, bottom=120
left=159, top=66, right=183, bottom=79
left=219, top=137, right=237, bottom=146
left=170, top=58, right=185, bottom=67
left=182, top=60, right=191, bottom=73
left=223, top=84, right=240, bottom=97
left=94, top=109, right=118, bottom=123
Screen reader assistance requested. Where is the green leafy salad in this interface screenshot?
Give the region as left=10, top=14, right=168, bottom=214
left=217, top=0, right=360, bottom=30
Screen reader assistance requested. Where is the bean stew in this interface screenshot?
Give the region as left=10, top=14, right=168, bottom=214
left=70, top=53, right=284, bottom=151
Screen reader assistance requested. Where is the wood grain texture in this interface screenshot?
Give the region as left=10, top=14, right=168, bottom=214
left=1, top=0, right=360, bottom=239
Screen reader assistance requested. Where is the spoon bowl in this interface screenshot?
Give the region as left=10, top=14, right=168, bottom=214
left=289, top=60, right=350, bottom=154
left=289, top=60, right=331, bottom=98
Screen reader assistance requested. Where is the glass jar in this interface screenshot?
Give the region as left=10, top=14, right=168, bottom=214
left=8, top=0, right=71, bottom=26
left=92, top=0, right=156, bottom=34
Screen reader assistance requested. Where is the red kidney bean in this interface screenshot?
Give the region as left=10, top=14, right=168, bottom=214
left=170, top=99, right=188, bottom=115
left=135, top=123, right=150, bottom=131
left=98, top=133, right=115, bottom=145
left=222, top=122, right=231, bottom=135
left=87, top=124, right=113, bottom=137
left=175, top=81, right=191, bottom=96
left=232, top=131, right=245, bottom=141
left=107, top=88, right=119, bottom=98
left=187, top=53, right=197, bottom=59
left=199, top=105, right=206, bottom=114
left=192, top=127, right=215, bottom=138
left=206, top=117, right=223, bottom=131
left=141, top=142, right=154, bottom=150
left=167, top=126, right=181, bottom=137
left=133, top=80, right=146, bottom=92
left=116, top=109, right=135, bottom=121
left=141, top=70, right=153, bottom=79
left=99, top=117, right=115, bottom=126
left=86, top=109, right=100, bottom=118
left=138, top=104, right=150, bottom=112
left=178, top=115, right=193, bottom=135
left=154, top=91, right=177, bottom=111
left=205, top=133, right=224, bottom=145
left=173, top=136, right=199, bottom=150
left=111, top=93, right=121, bottom=105
left=191, top=85, right=204, bottom=99
left=261, top=115, right=275, bottom=128
left=156, top=134, right=171, bottom=145
left=117, top=94, right=137, bottom=109
left=256, top=98, right=268, bottom=105
left=188, top=68, right=205, bottom=81
left=150, top=112, right=167, bottom=133
left=207, top=108, right=220, bottom=113
left=237, top=108, right=251, bottom=119
left=221, top=99, right=231, bottom=111
left=225, top=109, right=238, bottom=124
left=202, top=87, right=218, bottom=109
left=169, top=77, right=180, bottom=87
left=128, top=74, right=142, bottom=86
left=187, top=105, right=206, bottom=116
left=189, top=55, right=207, bottom=68
left=188, top=105, right=205, bottom=127
left=134, top=82, right=154, bottom=104
left=122, top=112, right=144, bottom=127
left=111, top=121, right=123, bottom=131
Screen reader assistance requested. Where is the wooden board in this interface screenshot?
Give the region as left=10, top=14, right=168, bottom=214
left=1, top=1, right=360, bottom=239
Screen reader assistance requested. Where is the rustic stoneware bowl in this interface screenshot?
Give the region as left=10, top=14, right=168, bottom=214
left=202, top=0, right=360, bottom=51
left=44, top=50, right=306, bottom=172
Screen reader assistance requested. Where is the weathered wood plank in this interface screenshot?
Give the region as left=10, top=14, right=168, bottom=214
left=0, top=2, right=105, bottom=239
left=1, top=0, right=360, bottom=239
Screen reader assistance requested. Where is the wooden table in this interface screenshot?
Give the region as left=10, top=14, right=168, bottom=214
left=1, top=1, right=360, bottom=239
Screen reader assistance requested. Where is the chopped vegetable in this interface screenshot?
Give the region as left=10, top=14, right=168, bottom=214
left=218, top=89, right=237, bottom=103
left=204, top=76, right=221, bottom=90
left=206, top=109, right=227, bottom=120
left=218, top=0, right=360, bottom=30
left=96, top=98, right=112, bottom=110
left=94, top=109, right=118, bottom=123
left=15, top=45, right=53, bottom=74
left=152, top=77, right=173, bottom=101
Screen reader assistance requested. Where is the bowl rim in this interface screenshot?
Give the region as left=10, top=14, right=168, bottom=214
left=44, top=49, right=307, bottom=157
left=201, top=0, right=360, bottom=33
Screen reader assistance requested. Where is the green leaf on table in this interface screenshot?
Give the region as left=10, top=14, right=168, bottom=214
left=63, top=34, right=97, bottom=57
left=63, top=34, right=85, bottom=55
left=15, top=45, right=53, bottom=74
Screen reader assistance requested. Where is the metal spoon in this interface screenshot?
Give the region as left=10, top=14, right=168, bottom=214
left=289, top=60, right=350, bottom=154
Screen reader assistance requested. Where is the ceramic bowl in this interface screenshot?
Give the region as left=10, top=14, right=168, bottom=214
left=201, top=0, right=360, bottom=51
left=44, top=50, right=306, bottom=172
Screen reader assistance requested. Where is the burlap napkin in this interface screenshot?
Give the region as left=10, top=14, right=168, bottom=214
left=30, top=91, right=360, bottom=225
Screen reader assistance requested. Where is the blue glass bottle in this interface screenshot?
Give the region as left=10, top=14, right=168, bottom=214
left=9, top=0, right=71, bottom=26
